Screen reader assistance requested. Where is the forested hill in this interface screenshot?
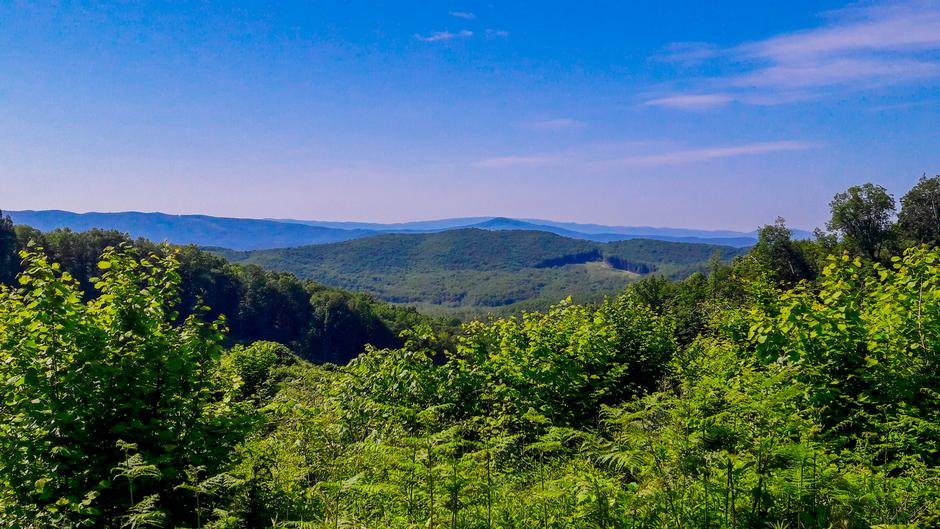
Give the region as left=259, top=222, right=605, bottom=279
left=212, top=229, right=747, bottom=316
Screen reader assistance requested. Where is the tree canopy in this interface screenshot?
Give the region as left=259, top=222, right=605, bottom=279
left=827, top=183, right=896, bottom=261
left=899, top=174, right=940, bottom=246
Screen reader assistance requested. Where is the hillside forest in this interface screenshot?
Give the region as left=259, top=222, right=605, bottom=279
left=211, top=231, right=748, bottom=318
left=2, top=176, right=940, bottom=528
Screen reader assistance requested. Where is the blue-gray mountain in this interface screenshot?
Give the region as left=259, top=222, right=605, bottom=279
left=7, top=210, right=810, bottom=250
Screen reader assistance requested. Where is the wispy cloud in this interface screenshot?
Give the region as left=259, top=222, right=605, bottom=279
left=416, top=30, right=473, bottom=43
left=742, top=4, right=940, bottom=62
left=598, top=141, right=813, bottom=168
left=866, top=99, right=932, bottom=112
left=486, top=29, right=510, bottom=38
left=522, top=118, right=585, bottom=131
left=643, top=94, right=732, bottom=110
left=473, top=154, right=569, bottom=169
left=474, top=140, right=812, bottom=169
left=729, top=58, right=940, bottom=90
left=655, top=42, right=722, bottom=65
left=449, top=11, right=476, bottom=19
left=648, top=2, right=940, bottom=107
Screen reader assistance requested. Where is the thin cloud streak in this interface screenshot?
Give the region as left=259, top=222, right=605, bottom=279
left=473, top=154, right=569, bottom=169
left=415, top=30, right=473, bottom=42
left=655, top=41, right=722, bottom=65
left=643, top=94, right=732, bottom=109
left=449, top=11, right=475, bottom=19
left=729, top=58, right=940, bottom=90
left=649, top=1, right=940, bottom=107
left=598, top=141, right=814, bottom=168
left=474, top=140, right=813, bottom=169
left=523, top=118, right=585, bottom=131
left=743, top=4, right=940, bottom=61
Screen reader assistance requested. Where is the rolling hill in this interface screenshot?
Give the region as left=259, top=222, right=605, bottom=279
left=211, top=229, right=747, bottom=317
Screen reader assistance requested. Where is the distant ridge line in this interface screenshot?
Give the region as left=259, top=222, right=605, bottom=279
left=5, top=209, right=812, bottom=251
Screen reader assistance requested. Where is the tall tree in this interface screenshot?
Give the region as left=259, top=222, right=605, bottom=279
left=899, top=174, right=940, bottom=246
left=827, top=183, right=896, bottom=261
left=0, top=210, right=17, bottom=285
left=750, top=217, right=817, bottom=285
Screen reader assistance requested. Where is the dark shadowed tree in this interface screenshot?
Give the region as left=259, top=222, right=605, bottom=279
left=751, top=217, right=817, bottom=285
left=899, top=174, right=940, bottom=246
left=827, top=183, right=896, bottom=261
left=0, top=211, right=17, bottom=285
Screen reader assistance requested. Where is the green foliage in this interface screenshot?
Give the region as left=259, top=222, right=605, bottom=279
left=449, top=294, right=676, bottom=429
left=747, top=248, right=940, bottom=465
left=0, top=244, right=251, bottom=527
left=218, top=341, right=296, bottom=403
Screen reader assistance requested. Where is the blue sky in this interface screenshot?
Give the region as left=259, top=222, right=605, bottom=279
left=1, top=1, right=939, bottom=230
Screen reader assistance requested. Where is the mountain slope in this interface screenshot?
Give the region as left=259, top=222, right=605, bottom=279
left=215, top=229, right=746, bottom=316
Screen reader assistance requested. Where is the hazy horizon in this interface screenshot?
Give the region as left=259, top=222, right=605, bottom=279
left=4, top=207, right=811, bottom=234
left=2, top=1, right=939, bottom=230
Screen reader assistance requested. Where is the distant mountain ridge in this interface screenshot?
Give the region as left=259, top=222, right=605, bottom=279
left=6, top=209, right=811, bottom=251
left=274, top=215, right=808, bottom=246
left=459, top=218, right=762, bottom=246
left=7, top=210, right=376, bottom=250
